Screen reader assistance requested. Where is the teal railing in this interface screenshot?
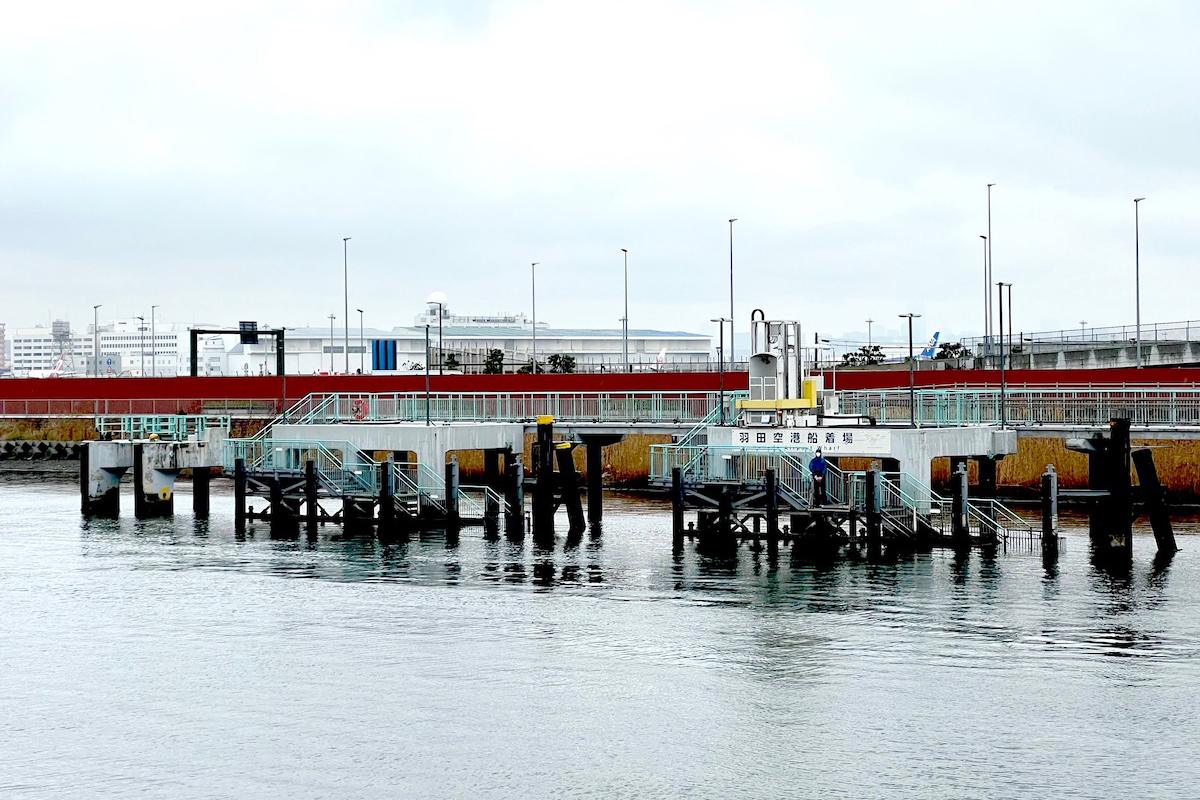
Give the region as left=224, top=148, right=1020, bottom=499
left=836, top=388, right=1200, bottom=428
left=95, top=414, right=231, bottom=440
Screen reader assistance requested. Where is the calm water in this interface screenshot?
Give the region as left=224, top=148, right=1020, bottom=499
left=2, top=479, right=1199, bottom=799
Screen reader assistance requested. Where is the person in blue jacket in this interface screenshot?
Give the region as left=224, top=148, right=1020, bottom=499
left=810, top=448, right=828, bottom=506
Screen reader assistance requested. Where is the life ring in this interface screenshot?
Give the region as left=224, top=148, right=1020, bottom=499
left=351, top=398, right=369, bottom=420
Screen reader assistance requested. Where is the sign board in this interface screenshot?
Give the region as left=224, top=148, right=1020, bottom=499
left=709, top=426, right=893, bottom=456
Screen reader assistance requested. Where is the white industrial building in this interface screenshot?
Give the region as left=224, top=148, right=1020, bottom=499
left=228, top=310, right=712, bottom=375
left=4, top=309, right=712, bottom=377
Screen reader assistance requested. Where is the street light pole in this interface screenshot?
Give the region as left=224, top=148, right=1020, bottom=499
left=711, top=318, right=729, bottom=425
left=621, top=248, right=629, bottom=372
left=92, top=304, right=101, bottom=377
left=356, top=309, right=364, bottom=374
left=136, top=316, right=145, bottom=376
left=998, top=282, right=1011, bottom=427
left=866, top=318, right=874, bottom=349
left=1134, top=197, right=1145, bottom=368
left=1080, top=320, right=1087, bottom=341
left=424, top=324, right=431, bottom=426
left=728, top=219, right=737, bottom=367
left=328, top=314, right=336, bottom=373
left=899, top=313, right=921, bottom=427
left=1006, top=283, right=1013, bottom=366
left=150, top=305, right=158, bottom=377
left=343, top=237, right=351, bottom=375
left=530, top=262, right=540, bottom=373
left=980, top=234, right=988, bottom=358
left=986, top=183, right=995, bottom=355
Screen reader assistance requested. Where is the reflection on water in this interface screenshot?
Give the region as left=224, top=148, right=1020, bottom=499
left=4, top=482, right=1200, bottom=798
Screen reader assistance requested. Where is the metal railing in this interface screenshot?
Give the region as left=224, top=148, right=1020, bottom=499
left=0, top=398, right=279, bottom=418
left=837, top=388, right=1200, bottom=427
left=962, top=318, right=1200, bottom=350
left=274, top=391, right=725, bottom=426
left=95, top=414, right=231, bottom=440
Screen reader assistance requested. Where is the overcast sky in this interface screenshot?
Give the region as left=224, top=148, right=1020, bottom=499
left=2, top=0, right=1197, bottom=348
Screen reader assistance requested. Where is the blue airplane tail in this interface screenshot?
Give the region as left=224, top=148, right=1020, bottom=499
left=919, top=332, right=940, bottom=359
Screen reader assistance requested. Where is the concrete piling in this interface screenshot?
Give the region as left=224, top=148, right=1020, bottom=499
left=1041, top=464, right=1058, bottom=550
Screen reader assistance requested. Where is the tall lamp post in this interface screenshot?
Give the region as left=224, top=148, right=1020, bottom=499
left=92, top=304, right=101, bottom=377
left=530, top=262, right=540, bottom=373
left=997, top=282, right=1011, bottom=427
left=866, top=318, right=874, bottom=348
left=1080, top=320, right=1087, bottom=341
left=424, top=324, right=431, bottom=425
left=621, top=248, right=629, bottom=372
left=979, top=235, right=988, bottom=360
left=711, top=318, right=729, bottom=425
left=356, top=309, right=364, bottom=374
left=150, top=304, right=158, bottom=377
left=136, top=316, right=145, bottom=376
left=728, top=219, right=737, bottom=368
left=1134, top=197, right=1145, bottom=368
left=328, top=314, right=336, bottom=373
left=986, top=183, right=995, bottom=356
left=426, top=291, right=447, bottom=375
left=342, top=237, right=351, bottom=374
left=899, top=313, right=921, bottom=427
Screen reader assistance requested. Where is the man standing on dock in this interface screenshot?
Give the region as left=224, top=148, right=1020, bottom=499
left=810, top=448, right=828, bottom=507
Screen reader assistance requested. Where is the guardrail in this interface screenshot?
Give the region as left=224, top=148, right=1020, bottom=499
left=836, top=388, right=1200, bottom=427
left=95, top=414, right=231, bottom=440
left=280, top=391, right=726, bottom=425
left=0, top=398, right=280, bottom=418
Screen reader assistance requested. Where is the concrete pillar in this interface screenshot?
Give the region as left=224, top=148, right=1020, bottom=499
left=133, top=442, right=178, bottom=520
left=80, top=441, right=129, bottom=517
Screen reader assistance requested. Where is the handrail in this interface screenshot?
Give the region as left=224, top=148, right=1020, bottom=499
left=459, top=484, right=511, bottom=516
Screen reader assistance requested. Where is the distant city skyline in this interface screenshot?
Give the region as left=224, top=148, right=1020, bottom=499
left=2, top=2, right=1197, bottom=346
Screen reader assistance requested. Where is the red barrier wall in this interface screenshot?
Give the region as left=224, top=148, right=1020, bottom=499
left=1, top=366, right=1196, bottom=411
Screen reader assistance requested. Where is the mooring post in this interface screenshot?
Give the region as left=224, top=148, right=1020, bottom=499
left=304, top=459, right=318, bottom=534
left=378, top=459, right=395, bottom=535
left=765, top=468, right=779, bottom=538
left=865, top=466, right=882, bottom=548
left=503, top=449, right=525, bottom=540
left=532, top=416, right=556, bottom=541
left=79, top=440, right=90, bottom=515
left=132, top=443, right=146, bottom=519
left=1041, top=464, right=1058, bottom=550
left=976, top=455, right=997, bottom=531
left=951, top=462, right=969, bottom=547
left=586, top=441, right=604, bottom=525
left=193, top=467, right=211, bottom=519
left=483, top=449, right=501, bottom=535
left=554, top=445, right=586, bottom=537
left=671, top=467, right=685, bottom=546
left=717, top=485, right=734, bottom=539
left=1132, top=447, right=1177, bottom=555
left=445, top=455, right=460, bottom=529
left=1108, top=418, right=1134, bottom=560
left=1087, top=445, right=1106, bottom=542
left=234, top=457, right=247, bottom=534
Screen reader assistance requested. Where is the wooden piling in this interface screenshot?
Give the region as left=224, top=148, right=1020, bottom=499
left=1132, top=447, right=1177, bottom=555
left=193, top=467, right=211, bottom=518
left=234, top=457, right=246, bottom=534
